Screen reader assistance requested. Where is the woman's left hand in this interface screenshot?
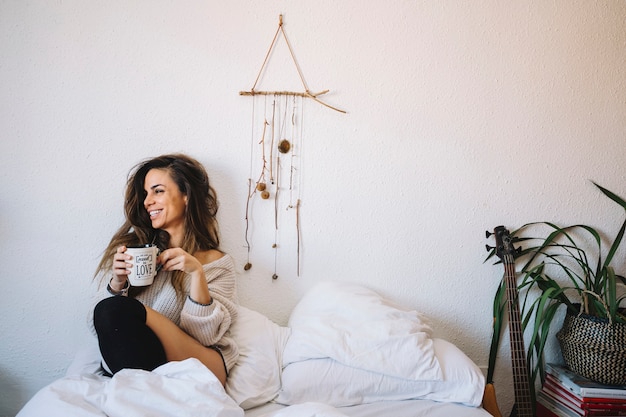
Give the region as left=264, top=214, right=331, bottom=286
left=158, top=248, right=203, bottom=275
left=158, top=248, right=212, bottom=305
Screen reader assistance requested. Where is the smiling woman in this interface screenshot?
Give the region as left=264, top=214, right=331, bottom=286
left=90, top=154, right=239, bottom=387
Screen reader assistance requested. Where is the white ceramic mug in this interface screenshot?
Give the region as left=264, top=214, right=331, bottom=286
left=126, top=244, right=159, bottom=286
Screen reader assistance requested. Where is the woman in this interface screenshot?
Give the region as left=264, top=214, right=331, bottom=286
left=92, top=154, right=237, bottom=386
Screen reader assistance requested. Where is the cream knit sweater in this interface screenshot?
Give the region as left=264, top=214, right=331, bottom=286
left=94, top=253, right=239, bottom=372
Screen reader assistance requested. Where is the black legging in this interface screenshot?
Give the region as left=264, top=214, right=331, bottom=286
left=93, top=296, right=167, bottom=375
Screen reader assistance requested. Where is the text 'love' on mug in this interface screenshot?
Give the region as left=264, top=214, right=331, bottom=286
left=126, top=245, right=159, bottom=286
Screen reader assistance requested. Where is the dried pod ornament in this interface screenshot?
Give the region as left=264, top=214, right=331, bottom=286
left=256, top=182, right=267, bottom=191
left=278, top=139, right=291, bottom=154
left=260, top=190, right=270, bottom=199
left=243, top=262, right=252, bottom=271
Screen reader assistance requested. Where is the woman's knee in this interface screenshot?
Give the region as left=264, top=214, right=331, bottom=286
left=93, top=296, right=146, bottom=333
left=94, top=297, right=167, bottom=374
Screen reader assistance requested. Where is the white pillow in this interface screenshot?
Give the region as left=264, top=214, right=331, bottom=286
left=225, top=306, right=291, bottom=409
left=283, top=281, right=441, bottom=381
left=277, top=338, right=485, bottom=407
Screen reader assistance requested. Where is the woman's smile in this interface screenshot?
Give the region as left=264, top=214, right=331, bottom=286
left=149, top=209, right=163, bottom=219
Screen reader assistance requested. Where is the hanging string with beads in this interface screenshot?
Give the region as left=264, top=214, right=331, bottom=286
left=244, top=97, right=271, bottom=270
left=243, top=95, right=257, bottom=270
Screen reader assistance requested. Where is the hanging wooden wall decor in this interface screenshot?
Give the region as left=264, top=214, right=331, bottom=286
left=240, top=15, right=345, bottom=279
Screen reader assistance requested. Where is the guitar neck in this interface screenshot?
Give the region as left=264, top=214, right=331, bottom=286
left=503, top=257, right=533, bottom=417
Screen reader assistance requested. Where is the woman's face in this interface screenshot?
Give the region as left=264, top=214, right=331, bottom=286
left=143, top=168, right=187, bottom=239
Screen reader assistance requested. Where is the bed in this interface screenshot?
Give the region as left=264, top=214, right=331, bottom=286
left=17, top=282, right=494, bottom=417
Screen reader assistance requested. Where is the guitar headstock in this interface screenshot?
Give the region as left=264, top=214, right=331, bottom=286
left=486, top=225, right=520, bottom=263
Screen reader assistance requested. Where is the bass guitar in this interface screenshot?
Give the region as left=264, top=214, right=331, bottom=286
left=485, top=226, right=534, bottom=417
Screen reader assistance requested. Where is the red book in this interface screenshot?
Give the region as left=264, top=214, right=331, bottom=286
left=545, top=374, right=626, bottom=409
left=537, top=392, right=578, bottom=417
left=541, top=383, right=626, bottom=416
left=547, top=364, right=626, bottom=400
left=537, top=399, right=565, bottom=417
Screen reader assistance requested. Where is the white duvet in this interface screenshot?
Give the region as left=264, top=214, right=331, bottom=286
left=17, top=359, right=244, bottom=417
left=254, top=403, right=349, bottom=417
left=16, top=359, right=354, bottom=417
left=17, top=282, right=486, bottom=417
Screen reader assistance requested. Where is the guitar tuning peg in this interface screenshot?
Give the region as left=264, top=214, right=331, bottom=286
left=485, top=230, right=493, bottom=238
left=485, top=244, right=494, bottom=252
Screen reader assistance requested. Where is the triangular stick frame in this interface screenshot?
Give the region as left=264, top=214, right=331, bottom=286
left=239, top=15, right=346, bottom=114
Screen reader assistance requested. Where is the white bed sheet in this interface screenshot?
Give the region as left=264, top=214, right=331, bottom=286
left=244, top=400, right=492, bottom=417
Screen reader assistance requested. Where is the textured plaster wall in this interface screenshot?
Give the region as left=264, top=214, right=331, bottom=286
left=1, top=1, right=625, bottom=415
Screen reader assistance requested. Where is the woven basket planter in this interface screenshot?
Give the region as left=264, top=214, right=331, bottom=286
left=557, top=308, right=626, bottom=386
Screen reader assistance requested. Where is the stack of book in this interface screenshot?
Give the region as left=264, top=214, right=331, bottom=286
left=537, top=363, right=626, bottom=417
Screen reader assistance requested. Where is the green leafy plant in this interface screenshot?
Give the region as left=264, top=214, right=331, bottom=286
left=487, top=182, right=626, bottom=389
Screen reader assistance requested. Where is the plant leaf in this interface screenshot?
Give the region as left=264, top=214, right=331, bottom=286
left=594, top=182, right=626, bottom=211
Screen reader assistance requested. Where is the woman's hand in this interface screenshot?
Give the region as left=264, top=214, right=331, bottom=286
left=159, top=248, right=212, bottom=304
left=158, top=248, right=203, bottom=275
left=111, top=245, right=131, bottom=290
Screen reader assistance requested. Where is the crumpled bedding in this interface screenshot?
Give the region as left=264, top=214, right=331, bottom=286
left=17, top=359, right=243, bottom=417
left=282, top=281, right=442, bottom=381
left=16, top=359, right=358, bottom=417
left=254, top=402, right=349, bottom=417
left=17, top=282, right=488, bottom=417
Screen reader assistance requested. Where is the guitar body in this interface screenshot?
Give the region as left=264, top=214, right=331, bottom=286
left=482, top=382, right=503, bottom=417
left=488, top=226, right=534, bottom=417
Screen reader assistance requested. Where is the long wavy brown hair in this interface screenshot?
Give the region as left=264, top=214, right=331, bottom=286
left=95, top=154, right=220, bottom=293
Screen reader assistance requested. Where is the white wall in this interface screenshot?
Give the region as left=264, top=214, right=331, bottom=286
left=1, top=1, right=625, bottom=415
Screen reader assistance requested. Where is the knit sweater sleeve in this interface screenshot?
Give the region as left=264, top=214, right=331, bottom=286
left=178, top=254, right=238, bottom=347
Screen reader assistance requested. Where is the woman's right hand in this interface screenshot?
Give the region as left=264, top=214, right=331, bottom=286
left=112, top=245, right=131, bottom=287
